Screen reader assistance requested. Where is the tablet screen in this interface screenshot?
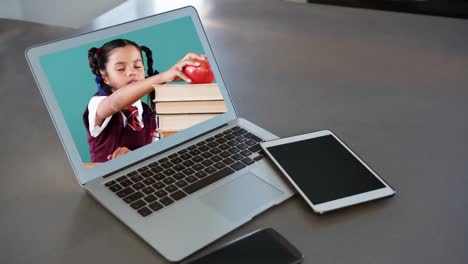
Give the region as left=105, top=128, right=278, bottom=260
left=265, top=135, right=386, bottom=205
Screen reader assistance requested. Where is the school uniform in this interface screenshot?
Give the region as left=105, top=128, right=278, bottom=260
left=83, top=96, right=156, bottom=162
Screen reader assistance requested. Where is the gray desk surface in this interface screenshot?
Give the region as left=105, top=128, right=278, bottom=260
left=2, top=0, right=467, bottom=263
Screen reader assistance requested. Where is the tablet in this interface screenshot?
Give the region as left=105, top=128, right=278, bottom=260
left=261, top=130, right=395, bottom=214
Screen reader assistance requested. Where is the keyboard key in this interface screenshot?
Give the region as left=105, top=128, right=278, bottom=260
left=150, top=166, right=164, bottom=174
left=232, top=126, right=240, bottom=130
left=236, top=137, right=248, bottom=143
left=142, top=186, right=155, bottom=195
left=127, top=171, right=138, bottom=177
left=204, top=166, right=216, bottom=174
left=183, top=167, right=235, bottom=194
left=214, top=162, right=226, bottom=170
left=168, top=153, right=178, bottom=159
left=130, top=175, right=143, bottom=183
left=170, top=157, right=183, bottom=164
left=245, top=139, right=257, bottom=146
left=177, top=149, right=188, bottom=154
left=192, top=164, right=204, bottom=171
left=182, top=160, right=195, bottom=167
left=215, top=138, right=227, bottom=144
left=205, top=136, right=215, bottom=142
left=227, top=140, right=238, bottom=146
left=223, top=130, right=231, bottom=134
left=105, top=180, right=116, bottom=187
left=225, top=134, right=235, bottom=140
left=173, top=164, right=185, bottom=172
left=196, top=141, right=206, bottom=146
left=202, top=160, right=214, bottom=166
left=254, top=155, right=264, bottom=161
left=165, top=184, right=178, bottom=193
left=237, top=143, right=249, bottom=150
left=198, top=145, right=209, bottom=152
left=211, top=155, right=222, bottom=162
left=219, top=151, right=231, bottom=158
left=153, top=173, right=166, bottom=181
left=188, top=145, right=197, bottom=150
left=231, top=162, right=246, bottom=171
left=109, top=184, right=122, bottom=192
left=152, top=182, right=165, bottom=190
left=182, top=168, right=195, bottom=176
left=160, top=197, right=174, bottom=206
left=243, top=132, right=254, bottom=139
left=123, top=191, right=144, bottom=204
left=132, top=182, right=145, bottom=190
left=248, top=145, right=261, bottom=152
left=161, top=161, right=173, bottom=169
left=210, top=148, right=221, bottom=154
left=189, top=149, right=201, bottom=156
left=251, top=135, right=263, bottom=142
left=148, top=201, right=163, bottom=211
left=175, top=180, right=189, bottom=188
left=140, top=171, right=153, bottom=178
left=241, top=150, right=253, bottom=156
left=148, top=161, right=159, bottom=167
left=195, top=171, right=208, bottom=179
left=144, top=194, right=157, bottom=203
left=207, top=142, right=217, bottom=148
left=130, top=199, right=146, bottom=210
left=117, top=176, right=127, bottom=182
left=143, top=178, right=156, bottom=185
left=137, top=166, right=149, bottom=172
left=214, top=133, right=224, bottom=138
left=163, top=169, right=176, bottom=176
left=170, top=190, right=187, bottom=201
left=173, top=172, right=186, bottom=180
left=155, top=190, right=168, bottom=198
left=185, top=175, right=198, bottom=183
left=116, top=187, right=135, bottom=198
left=228, top=147, right=240, bottom=154
left=120, top=179, right=133, bottom=187
left=201, top=152, right=213, bottom=158
left=241, top=157, right=255, bottom=165
left=163, top=177, right=176, bottom=185
left=233, top=128, right=247, bottom=136
left=180, top=153, right=192, bottom=160
left=159, top=157, right=169, bottom=163
left=137, top=207, right=152, bottom=217
left=219, top=144, right=230, bottom=150
left=223, top=158, right=235, bottom=165
left=232, top=154, right=244, bottom=161
left=192, top=156, right=203, bottom=163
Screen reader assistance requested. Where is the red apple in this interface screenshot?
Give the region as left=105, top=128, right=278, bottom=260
left=183, top=59, right=215, bottom=84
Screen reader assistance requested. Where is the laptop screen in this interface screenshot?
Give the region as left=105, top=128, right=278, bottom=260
left=26, top=7, right=237, bottom=184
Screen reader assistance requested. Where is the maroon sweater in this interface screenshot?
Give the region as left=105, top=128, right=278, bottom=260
left=83, top=102, right=156, bottom=162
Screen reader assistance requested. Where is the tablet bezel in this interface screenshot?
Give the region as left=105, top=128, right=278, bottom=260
left=260, top=130, right=395, bottom=214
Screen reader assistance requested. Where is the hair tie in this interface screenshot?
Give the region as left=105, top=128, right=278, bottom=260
left=95, top=76, right=106, bottom=96
left=96, top=48, right=101, bottom=56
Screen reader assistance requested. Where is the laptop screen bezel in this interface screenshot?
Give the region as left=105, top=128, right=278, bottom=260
left=25, top=6, right=238, bottom=185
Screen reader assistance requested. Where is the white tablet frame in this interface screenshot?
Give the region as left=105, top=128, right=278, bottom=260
left=260, top=130, right=395, bottom=214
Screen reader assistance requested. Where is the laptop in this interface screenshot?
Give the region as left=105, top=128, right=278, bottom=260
left=26, top=6, right=294, bottom=262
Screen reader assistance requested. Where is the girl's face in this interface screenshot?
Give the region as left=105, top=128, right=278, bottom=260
left=101, top=45, right=145, bottom=90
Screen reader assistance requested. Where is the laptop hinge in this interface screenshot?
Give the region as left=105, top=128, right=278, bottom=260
left=101, top=123, right=229, bottom=178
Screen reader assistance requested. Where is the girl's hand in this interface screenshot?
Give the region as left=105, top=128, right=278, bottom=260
left=158, top=53, right=208, bottom=83
left=107, top=146, right=131, bottom=160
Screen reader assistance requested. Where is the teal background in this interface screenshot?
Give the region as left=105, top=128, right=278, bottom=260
left=40, top=16, right=206, bottom=163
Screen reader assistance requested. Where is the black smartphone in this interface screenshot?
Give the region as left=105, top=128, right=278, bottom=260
left=187, top=228, right=303, bottom=264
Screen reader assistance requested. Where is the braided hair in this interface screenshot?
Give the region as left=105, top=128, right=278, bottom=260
left=87, top=39, right=159, bottom=110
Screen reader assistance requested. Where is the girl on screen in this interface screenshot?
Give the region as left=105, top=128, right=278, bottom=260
left=84, top=38, right=206, bottom=163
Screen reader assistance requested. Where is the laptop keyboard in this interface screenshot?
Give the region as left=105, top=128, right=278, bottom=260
left=104, top=126, right=265, bottom=217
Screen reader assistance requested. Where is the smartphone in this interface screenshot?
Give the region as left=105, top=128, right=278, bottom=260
left=187, top=228, right=303, bottom=264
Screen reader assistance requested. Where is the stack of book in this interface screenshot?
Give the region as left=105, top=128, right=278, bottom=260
left=152, top=83, right=227, bottom=138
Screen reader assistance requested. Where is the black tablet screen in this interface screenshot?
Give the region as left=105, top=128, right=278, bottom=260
left=266, top=135, right=385, bottom=204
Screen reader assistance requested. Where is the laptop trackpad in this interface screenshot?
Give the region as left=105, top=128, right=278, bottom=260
left=198, top=172, right=284, bottom=222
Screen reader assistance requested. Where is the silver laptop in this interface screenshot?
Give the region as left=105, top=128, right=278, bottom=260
left=26, top=6, right=294, bottom=262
